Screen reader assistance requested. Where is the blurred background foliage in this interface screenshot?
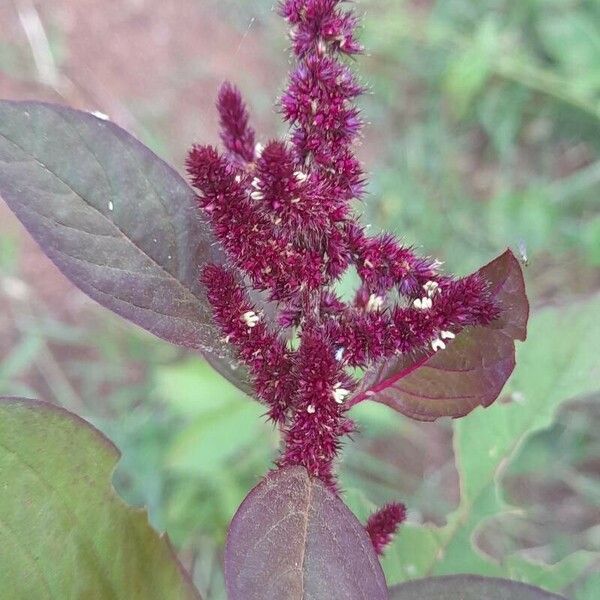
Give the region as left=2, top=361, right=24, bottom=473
left=0, top=0, right=599, bottom=598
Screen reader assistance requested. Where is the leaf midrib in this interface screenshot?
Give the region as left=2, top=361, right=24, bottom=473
left=298, top=473, right=313, bottom=599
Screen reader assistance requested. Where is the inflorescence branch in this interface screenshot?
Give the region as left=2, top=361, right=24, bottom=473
left=186, top=0, right=499, bottom=555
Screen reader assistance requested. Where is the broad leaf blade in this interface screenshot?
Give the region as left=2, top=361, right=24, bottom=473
left=0, top=397, right=201, bottom=600
left=381, top=296, right=600, bottom=592
left=356, top=250, right=528, bottom=421
left=224, top=466, right=387, bottom=600
left=0, top=100, right=251, bottom=394
left=389, top=575, right=566, bottom=599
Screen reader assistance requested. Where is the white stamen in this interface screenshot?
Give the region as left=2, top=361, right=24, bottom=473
left=294, top=171, right=308, bottom=182
left=431, top=338, right=446, bottom=352
left=423, top=280, right=439, bottom=297
left=335, top=347, right=345, bottom=361
left=254, top=143, right=264, bottom=159
left=307, top=404, right=316, bottom=414
left=363, top=259, right=374, bottom=269
left=241, top=311, right=260, bottom=328
left=413, top=297, right=432, bottom=310
left=332, top=384, right=350, bottom=404
left=252, top=177, right=261, bottom=189
left=251, top=191, right=264, bottom=201
left=290, top=197, right=300, bottom=204
left=366, top=294, right=383, bottom=312
left=440, top=330, right=456, bottom=340
left=235, top=174, right=242, bottom=183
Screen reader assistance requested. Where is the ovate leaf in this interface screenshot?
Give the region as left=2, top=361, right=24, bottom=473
left=0, top=100, right=250, bottom=393
left=389, top=575, right=566, bottom=599
left=224, top=466, right=387, bottom=600
left=0, top=397, right=201, bottom=599
left=356, top=250, right=528, bottom=421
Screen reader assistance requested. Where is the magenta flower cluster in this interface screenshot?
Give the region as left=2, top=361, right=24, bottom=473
left=187, top=0, right=499, bottom=552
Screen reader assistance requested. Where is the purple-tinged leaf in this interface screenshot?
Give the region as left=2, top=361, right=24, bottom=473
left=352, top=250, right=528, bottom=421
left=224, top=466, right=387, bottom=600
left=0, top=100, right=251, bottom=393
left=389, top=575, right=566, bottom=599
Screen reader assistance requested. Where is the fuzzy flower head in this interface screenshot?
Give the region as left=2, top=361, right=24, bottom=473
left=187, top=0, right=501, bottom=518
left=366, top=503, right=407, bottom=555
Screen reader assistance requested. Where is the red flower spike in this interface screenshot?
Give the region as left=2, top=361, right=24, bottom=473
left=280, top=0, right=363, bottom=57
left=188, top=0, right=527, bottom=491
left=187, top=144, right=325, bottom=300
left=255, top=140, right=330, bottom=234
left=366, top=503, right=407, bottom=556
left=217, top=82, right=256, bottom=163
left=278, top=327, right=356, bottom=490
left=201, top=264, right=294, bottom=423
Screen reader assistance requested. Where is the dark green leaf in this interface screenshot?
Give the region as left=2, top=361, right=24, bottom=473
left=0, top=397, right=201, bottom=599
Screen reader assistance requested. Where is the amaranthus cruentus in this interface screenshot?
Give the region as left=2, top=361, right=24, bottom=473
left=187, top=0, right=499, bottom=554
